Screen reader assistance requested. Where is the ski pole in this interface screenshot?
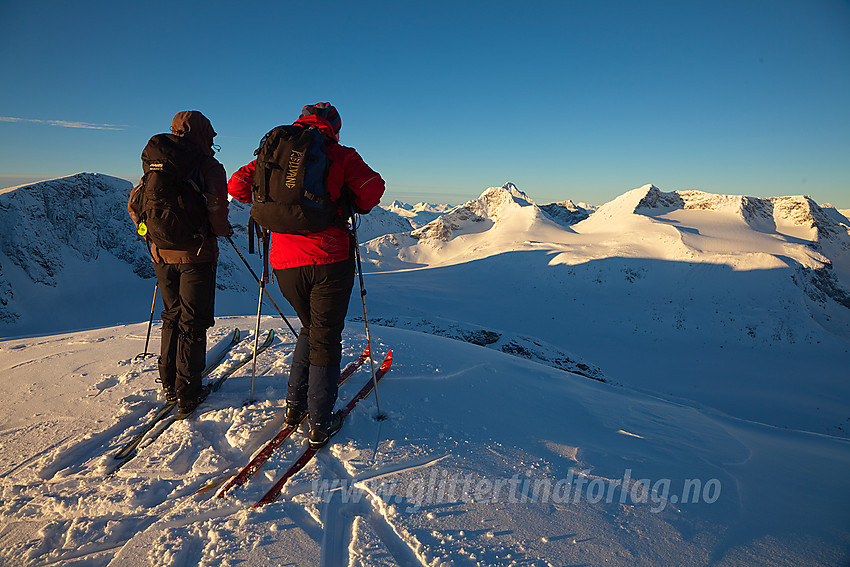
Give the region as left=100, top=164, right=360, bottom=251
left=348, top=208, right=385, bottom=420
left=249, top=228, right=273, bottom=406
left=227, top=236, right=298, bottom=340
left=249, top=279, right=263, bottom=405
left=135, top=282, right=158, bottom=360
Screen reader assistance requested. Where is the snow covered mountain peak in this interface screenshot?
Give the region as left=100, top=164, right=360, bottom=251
left=478, top=181, right=537, bottom=211
left=361, top=183, right=585, bottom=270
left=382, top=184, right=548, bottom=241
left=0, top=173, right=151, bottom=323
left=408, top=182, right=548, bottom=244
left=577, top=184, right=849, bottom=248
left=575, top=183, right=659, bottom=225
left=387, top=199, right=412, bottom=211
left=634, top=185, right=850, bottom=244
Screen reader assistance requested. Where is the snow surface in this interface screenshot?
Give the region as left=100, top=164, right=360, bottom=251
left=1, top=178, right=849, bottom=566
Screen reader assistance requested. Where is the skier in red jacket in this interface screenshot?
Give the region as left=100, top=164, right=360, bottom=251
left=228, top=103, right=385, bottom=447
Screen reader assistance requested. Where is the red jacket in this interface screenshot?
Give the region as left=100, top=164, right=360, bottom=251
left=228, top=116, right=385, bottom=270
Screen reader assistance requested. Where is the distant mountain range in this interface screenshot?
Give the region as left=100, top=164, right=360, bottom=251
left=1, top=174, right=849, bottom=342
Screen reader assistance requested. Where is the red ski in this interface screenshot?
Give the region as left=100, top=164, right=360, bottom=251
left=213, top=346, right=372, bottom=497
left=254, top=350, right=393, bottom=507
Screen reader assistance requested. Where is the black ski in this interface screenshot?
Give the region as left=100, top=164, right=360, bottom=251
left=107, top=329, right=274, bottom=476
left=113, top=328, right=243, bottom=461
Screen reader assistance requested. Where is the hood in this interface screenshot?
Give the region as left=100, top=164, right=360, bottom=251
left=171, top=110, right=217, bottom=155
left=294, top=114, right=339, bottom=142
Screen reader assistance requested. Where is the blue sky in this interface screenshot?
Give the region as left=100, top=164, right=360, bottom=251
left=1, top=0, right=849, bottom=207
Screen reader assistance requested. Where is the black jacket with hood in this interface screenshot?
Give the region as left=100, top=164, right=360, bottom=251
left=129, top=110, right=230, bottom=263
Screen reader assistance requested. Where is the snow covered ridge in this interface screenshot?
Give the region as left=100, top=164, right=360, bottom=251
left=384, top=200, right=454, bottom=228
left=364, top=180, right=849, bottom=277
left=351, top=205, right=415, bottom=242
left=0, top=173, right=146, bottom=284
left=635, top=184, right=850, bottom=243
left=0, top=173, right=151, bottom=323
left=0, top=174, right=261, bottom=332
left=630, top=184, right=850, bottom=310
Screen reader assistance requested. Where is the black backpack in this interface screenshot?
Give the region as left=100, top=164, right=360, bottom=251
left=250, top=125, right=339, bottom=234
left=129, top=134, right=208, bottom=251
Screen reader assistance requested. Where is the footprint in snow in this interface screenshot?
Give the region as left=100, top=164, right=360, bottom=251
left=90, top=375, right=119, bottom=397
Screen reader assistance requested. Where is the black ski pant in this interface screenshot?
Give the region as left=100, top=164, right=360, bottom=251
left=153, top=262, right=216, bottom=403
left=274, top=257, right=354, bottom=428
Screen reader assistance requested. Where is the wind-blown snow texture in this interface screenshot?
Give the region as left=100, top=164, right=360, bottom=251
left=1, top=177, right=849, bottom=566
